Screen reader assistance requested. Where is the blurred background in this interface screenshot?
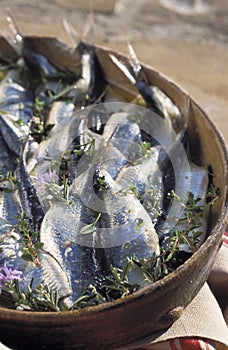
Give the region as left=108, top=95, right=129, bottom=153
left=0, top=0, right=227, bottom=142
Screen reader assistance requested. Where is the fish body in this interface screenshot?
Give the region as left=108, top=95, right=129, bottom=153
left=15, top=153, right=44, bottom=234
left=0, top=130, right=21, bottom=224
left=45, top=101, right=75, bottom=136
left=0, top=65, right=33, bottom=123
left=96, top=170, right=159, bottom=286
left=0, top=217, right=72, bottom=306
left=39, top=183, right=103, bottom=301
left=0, top=114, right=29, bottom=156
left=75, top=42, right=107, bottom=104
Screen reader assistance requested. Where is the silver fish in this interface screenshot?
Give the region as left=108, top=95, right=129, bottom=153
left=0, top=66, right=33, bottom=123
left=39, top=166, right=104, bottom=301
left=0, top=130, right=21, bottom=224
left=96, top=170, right=160, bottom=286
left=0, top=217, right=72, bottom=306
left=160, top=161, right=209, bottom=252
left=15, top=151, right=44, bottom=234
left=109, top=44, right=189, bottom=138
left=29, top=113, right=87, bottom=212
left=91, top=111, right=143, bottom=179
left=0, top=113, right=29, bottom=156
left=45, top=101, right=75, bottom=136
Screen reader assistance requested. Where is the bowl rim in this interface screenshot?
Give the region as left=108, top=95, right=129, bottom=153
left=0, top=41, right=227, bottom=320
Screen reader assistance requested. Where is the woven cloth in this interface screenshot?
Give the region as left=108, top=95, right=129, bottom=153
left=118, top=232, right=228, bottom=350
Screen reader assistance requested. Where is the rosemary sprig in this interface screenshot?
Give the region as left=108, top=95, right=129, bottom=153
left=0, top=279, right=62, bottom=312
left=105, top=260, right=140, bottom=298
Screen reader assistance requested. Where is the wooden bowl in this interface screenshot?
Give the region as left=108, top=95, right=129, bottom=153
left=0, top=37, right=227, bottom=350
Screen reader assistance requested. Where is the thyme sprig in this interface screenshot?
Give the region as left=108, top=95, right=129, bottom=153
left=16, top=213, right=43, bottom=266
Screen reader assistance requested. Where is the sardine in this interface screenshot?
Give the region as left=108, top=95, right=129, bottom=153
left=0, top=131, right=17, bottom=179
left=15, top=152, right=44, bottom=234
left=95, top=112, right=143, bottom=179
left=95, top=170, right=160, bottom=285
left=160, top=161, right=209, bottom=252
left=0, top=130, right=21, bottom=224
left=0, top=114, right=29, bottom=156
left=0, top=66, right=34, bottom=123
left=45, top=101, right=75, bottom=136
left=109, top=44, right=189, bottom=139
left=0, top=217, right=72, bottom=306
left=39, top=166, right=104, bottom=301
left=30, top=113, right=87, bottom=211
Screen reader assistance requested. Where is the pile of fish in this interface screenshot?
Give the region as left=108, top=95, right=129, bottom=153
left=0, top=27, right=210, bottom=309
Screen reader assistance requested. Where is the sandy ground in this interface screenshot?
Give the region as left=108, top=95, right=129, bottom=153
left=0, top=0, right=227, bottom=142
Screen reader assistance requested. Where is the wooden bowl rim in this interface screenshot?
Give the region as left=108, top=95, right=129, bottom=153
left=0, top=38, right=227, bottom=322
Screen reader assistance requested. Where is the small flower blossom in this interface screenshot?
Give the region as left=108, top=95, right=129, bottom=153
left=0, top=262, right=22, bottom=293
left=34, top=169, right=59, bottom=190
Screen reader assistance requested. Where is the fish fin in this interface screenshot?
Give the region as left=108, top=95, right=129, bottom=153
left=109, top=53, right=136, bottom=85
left=127, top=42, right=141, bottom=79
left=62, top=18, right=81, bottom=47
left=63, top=10, right=94, bottom=48
left=82, top=11, right=94, bottom=42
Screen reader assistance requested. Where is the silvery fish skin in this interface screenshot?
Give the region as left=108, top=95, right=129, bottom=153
left=97, top=170, right=160, bottom=286
left=0, top=65, right=33, bottom=123
left=41, top=116, right=159, bottom=293
left=0, top=61, right=34, bottom=157
left=0, top=114, right=29, bottom=157
left=0, top=189, right=21, bottom=227
left=89, top=112, right=143, bottom=179
left=0, top=100, right=72, bottom=306
left=75, top=42, right=107, bottom=104
left=97, top=170, right=159, bottom=254
left=116, top=146, right=164, bottom=224
left=39, top=169, right=104, bottom=301
left=0, top=217, right=72, bottom=305
left=15, top=152, right=44, bottom=234
left=159, top=161, right=209, bottom=252
left=116, top=146, right=160, bottom=196
left=30, top=114, right=87, bottom=211
left=39, top=154, right=160, bottom=300
left=0, top=131, right=17, bottom=179
left=45, top=101, right=75, bottom=136
left=0, top=131, right=21, bottom=224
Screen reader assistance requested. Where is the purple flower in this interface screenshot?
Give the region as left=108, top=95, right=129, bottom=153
left=35, top=169, right=59, bottom=190
left=0, top=262, right=22, bottom=293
